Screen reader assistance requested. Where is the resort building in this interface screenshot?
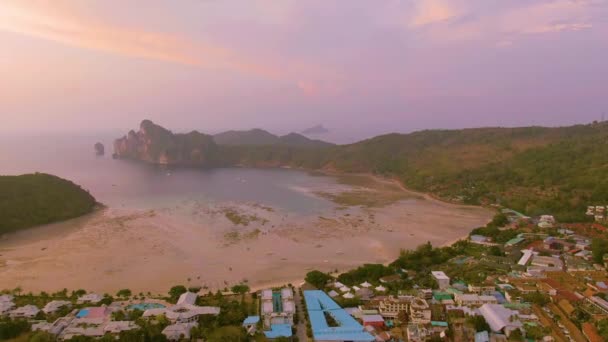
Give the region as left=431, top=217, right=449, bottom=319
left=103, top=321, right=137, bottom=334
left=361, top=314, right=385, bottom=328
left=77, top=293, right=104, bottom=304
left=0, top=301, right=15, bottom=316
left=431, top=271, right=450, bottom=290
left=260, top=288, right=295, bottom=329
left=10, top=305, right=40, bottom=318
left=162, top=322, right=198, bottom=341
left=0, top=295, right=14, bottom=303
left=242, top=316, right=260, bottom=335
left=303, top=290, right=374, bottom=342
left=468, top=284, right=496, bottom=295
left=43, top=300, right=72, bottom=314
left=143, top=292, right=220, bottom=323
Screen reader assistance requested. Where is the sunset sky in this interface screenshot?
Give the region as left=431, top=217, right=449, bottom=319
left=1, top=0, right=607, bottom=142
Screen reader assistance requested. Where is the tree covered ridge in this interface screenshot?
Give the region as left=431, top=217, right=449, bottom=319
left=0, top=173, right=97, bottom=234
left=222, top=122, right=608, bottom=221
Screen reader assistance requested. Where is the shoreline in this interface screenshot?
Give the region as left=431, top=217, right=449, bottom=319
left=0, top=170, right=492, bottom=293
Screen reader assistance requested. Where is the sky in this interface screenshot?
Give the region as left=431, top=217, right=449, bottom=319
left=0, top=0, right=607, bottom=143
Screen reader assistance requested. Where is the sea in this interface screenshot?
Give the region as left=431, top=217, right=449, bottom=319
left=0, top=135, right=338, bottom=215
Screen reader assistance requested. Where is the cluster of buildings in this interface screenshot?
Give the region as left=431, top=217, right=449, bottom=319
left=586, top=205, right=608, bottom=222
left=243, top=287, right=295, bottom=339
left=2, top=292, right=220, bottom=341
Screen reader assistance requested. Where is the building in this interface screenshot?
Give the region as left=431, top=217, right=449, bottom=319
left=478, top=304, right=523, bottom=337
left=162, top=322, right=197, bottom=341
left=406, top=323, right=429, bottom=342
left=77, top=293, right=104, bottom=304
left=0, top=295, right=14, bottom=303
left=431, top=271, right=450, bottom=290
left=177, top=292, right=197, bottom=305
left=468, top=285, right=496, bottom=295
left=303, top=290, right=374, bottom=342
left=264, top=323, right=293, bottom=339
left=518, top=249, right=534, bottom=266
left=243, top=316, right=260, bottom=335
left=361, top=315, right=385, bottom=329
left=530, top=255, right=563, bottom=271
left=43, top=300, right=72, bottom=314
left=260, top=288, right=295, bottom=329
left=103, top=321, right=137, bottom=334
left=409, top=298, right=431, bottom=324
left=377, top=296, right=410, bottom=319
left=582, top=322, right=603, bottom=342
left=143, top=293, right=220, bottom=323
left=10, top=305, right=40, bottom=318
left=0, top=301, right=15, bottom=316
left=454, top=294, right=498, bottom=307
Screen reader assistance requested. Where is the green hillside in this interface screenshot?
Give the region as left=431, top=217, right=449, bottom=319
left=0, top=173, right=97, bottom=234
left=220, top=123, right=608, bottom=221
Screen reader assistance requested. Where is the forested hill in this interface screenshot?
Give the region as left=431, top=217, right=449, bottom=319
left=0, top=173, right=97, bottom=234
left=220, top=123, right=608, bottom=222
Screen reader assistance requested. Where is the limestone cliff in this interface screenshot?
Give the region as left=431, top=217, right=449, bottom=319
left=113, top=120, right=218, bottom=165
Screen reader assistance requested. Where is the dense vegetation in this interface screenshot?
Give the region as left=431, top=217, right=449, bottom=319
left=218, top=122, right=608, bottom=221
left=0, top=173, right=97, bottom=235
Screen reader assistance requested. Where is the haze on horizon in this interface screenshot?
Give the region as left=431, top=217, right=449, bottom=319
left=1, top=0, right=607, bottom=143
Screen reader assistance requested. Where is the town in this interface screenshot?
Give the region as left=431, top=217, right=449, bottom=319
left=2, top=209, right=608, bottom=342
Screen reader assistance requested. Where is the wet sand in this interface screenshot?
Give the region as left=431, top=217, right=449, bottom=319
left=0, top=178, right=493, bottom=294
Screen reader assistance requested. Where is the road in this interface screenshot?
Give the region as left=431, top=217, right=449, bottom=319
left=295, top=289, right=309, bottom=342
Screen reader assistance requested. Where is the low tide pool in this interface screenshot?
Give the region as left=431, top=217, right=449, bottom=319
left=127, top=303, right=166, bottom=311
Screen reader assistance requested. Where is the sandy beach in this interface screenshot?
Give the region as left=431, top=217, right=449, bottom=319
left=0, top=175, right=493, bottom=294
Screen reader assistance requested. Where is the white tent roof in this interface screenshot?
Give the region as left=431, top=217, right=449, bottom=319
left=343, top=293, right=355, bottom=299
left=375, top=285, right=387, bottom=292
left=361, top=281, right=372, bottom=288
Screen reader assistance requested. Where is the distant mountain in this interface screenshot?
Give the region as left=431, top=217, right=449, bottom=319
left=213, top=129, right=279, bottom=146
left=213, top=129, right=333, bottom=147
left=0, top=173, right=97, bottom=234
left=278, top=133, right=333, bottom=147
left=301, top=124, right=329, bottom=135
left=113, top=120, right=218, bottom=165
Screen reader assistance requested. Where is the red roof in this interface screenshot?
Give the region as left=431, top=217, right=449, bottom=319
left=582, top=322, right=603, bottom=342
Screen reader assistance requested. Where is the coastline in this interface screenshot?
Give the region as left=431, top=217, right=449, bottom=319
left=0, top=170, right=492, bottom=293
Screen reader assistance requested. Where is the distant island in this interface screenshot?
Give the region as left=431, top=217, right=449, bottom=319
left=0, top=173, right=97, bottom=235
left=94, top=142, right=105, bottom=156
left=113, top=120, right=608, bottom=222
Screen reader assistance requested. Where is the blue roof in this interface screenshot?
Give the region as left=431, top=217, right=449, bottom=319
left=264, top=324, right=292, bottom=339
left=243, top=316, right=260, bottom=325
left=431, top=321, right=448, bottom=327
left=304, top=290, right=374, bottom=342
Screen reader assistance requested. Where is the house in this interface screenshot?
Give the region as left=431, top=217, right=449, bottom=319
left=356, top=287, right=374, bottom=300
left=468, top=284, right=496, bottom=295
left=478, top=304, right=523, bottom=337
left=162, top=322, right=197, bottom=341
left=343, top=293, right=355, bottom=299
left=374, top=285, right=386, bottom=292
left=243, top=316, right=260, bottom=335
left=409, top=298, right=431, bottom=324
left=10, top=305, right=40, bottom=318
left=431, top=271, right=450, bottom=290
left=103, top=321, right=137, bottom=334
left=378, top=296, right=410, bottom=319
left=43, top=300, right=72, bottom=314
left=0, top=295, right=14, bottom=303
left=0, top=301, right=15, bottom=316
left=77, top=293, right=103, bottom=304
left=32, top=316, right=73, bottom=336
left=177, top=292, right=197, bottom=305
left=361, top=281, right=372, bottom=288
left=361, top=314, right=385, bottom=328
left=454, top=294, right=498, bottom=307
left=582, top=322, right=603, bottom=342
left=471, top=235, right=491, bottom=244
left=406, top=323, right=429, bottom=342
left=328, top=290, right=339, bottom=298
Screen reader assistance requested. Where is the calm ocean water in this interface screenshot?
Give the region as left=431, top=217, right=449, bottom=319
left=0, top=135, right=336, bottom=214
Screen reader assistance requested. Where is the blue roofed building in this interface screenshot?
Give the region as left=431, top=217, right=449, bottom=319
left=243, top=316, right=260, bottom=335
left=304, top=290, right=374, bottom=342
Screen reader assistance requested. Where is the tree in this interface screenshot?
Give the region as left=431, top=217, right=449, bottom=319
left=231, top=284, right=250, bottom=295
left=305, top=270, right=332, bottom=289
left=116, top=289, right=132, bottom=298
left=466, top=315, right=490, bottom=332
left=591, top=238, right=608, bottom=264
left=168, top=285, right=187, bottom=301
left=508, top=328, right=524, bottom=341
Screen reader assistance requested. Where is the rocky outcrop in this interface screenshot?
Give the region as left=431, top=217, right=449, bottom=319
left=113, top=120, right=218, bottom=165
left=94, top=142, right=105, bottom=156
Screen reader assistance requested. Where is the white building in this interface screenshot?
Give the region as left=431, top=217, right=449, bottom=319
left=43, top=300, right=72, bottom=314
left=431, top=271, right=450, bottom=290
left=10, top=305, right=40, bottom=318
left=0, top=301, right=16, bottom=316
left=77, top=293, right=104, bottom=304
left=103, top=321, right=138, bottom=334
left=177, top=292, right=198, bottom=306
left=478, top=304, right=523, bottom=337
left=409, top=298, right=431, bottom=324
left=454, top=294, right=498, bottom=307
left=260, top=287, right=295, bottom=329
left=0, top=295, right=14, bottom=303
left=162, top=322, right=197, bottom=341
